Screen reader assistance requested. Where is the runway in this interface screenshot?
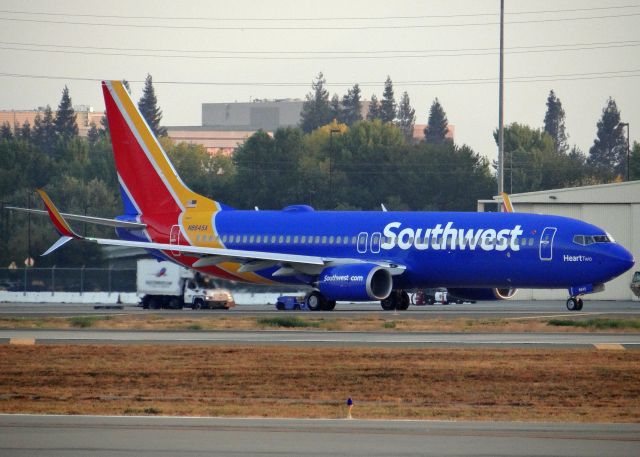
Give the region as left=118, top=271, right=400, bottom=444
left=0, top=300, right=639, bottom=319
left=1, top=415, right=638, bottom=457
left=2, top=328, right=640, bottom=348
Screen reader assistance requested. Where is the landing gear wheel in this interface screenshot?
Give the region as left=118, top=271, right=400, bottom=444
left=380, top=296, right=395, bottom=311
left=566, top=297, right=578, bottom=311
left=396, top=291, right=410, bottom=311
left=576, top=298, right=584, bottom=311
left=321, top=300, right=336, bottom=311
left=305, top=291, right=325, bottom=311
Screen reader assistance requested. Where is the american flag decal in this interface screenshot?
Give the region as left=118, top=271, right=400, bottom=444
left=187, top=199, right=197, bottom=208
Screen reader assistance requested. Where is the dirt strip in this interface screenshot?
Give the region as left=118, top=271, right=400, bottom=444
left=1, top=345, right=639, bottom=422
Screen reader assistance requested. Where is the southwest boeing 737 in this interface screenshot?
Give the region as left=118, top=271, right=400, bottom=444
left=23, top=81, right=635, bottom=311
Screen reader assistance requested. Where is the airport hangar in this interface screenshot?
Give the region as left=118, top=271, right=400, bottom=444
left=479, top=180, right=640, bottom=301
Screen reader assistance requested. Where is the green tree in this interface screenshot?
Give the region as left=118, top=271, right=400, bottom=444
left=424, top=98, right=449, bottom=144
left=366, top=94, right=381, bottom=120
left=138, top=73, right=167, bottom=137
left=341, top=84, right=362, bottom=126
left=19, top=120, right=31, bottom=142
left=329, top=93, right=342, bottom=123
left=0, top=122, right=13, bottom=140
left=87, top=122, right=100, bottom=146
left=32, top=106, right=56, bottom=154
left=630, top=141, right=640, bottom=181
left=588, top=97, right=626, bottom=177
left=396, top=91, right=415, bottom=143
left=380, top=76, right=396, bottom=123
left=543, top=90, right=568, bottom=154
left=300, top=72, right=331, bottom=133
left=54, top=85, right=79, bottom=139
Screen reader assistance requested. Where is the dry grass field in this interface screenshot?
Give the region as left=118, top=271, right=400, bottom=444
left=1, top=345, right=639, bottom=422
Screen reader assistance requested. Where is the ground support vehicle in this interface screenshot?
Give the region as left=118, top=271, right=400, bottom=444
left=137, top=259, right=234, bottom=310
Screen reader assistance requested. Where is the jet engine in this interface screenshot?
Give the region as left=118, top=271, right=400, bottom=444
left=317, top=263, right=393, bottom=301
left=447, top=287, right=518, bottom=301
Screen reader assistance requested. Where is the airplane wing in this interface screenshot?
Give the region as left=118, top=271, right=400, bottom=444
left=4, top=206, right=146, bottom=229
left=35, top=189, right=405, bottom=276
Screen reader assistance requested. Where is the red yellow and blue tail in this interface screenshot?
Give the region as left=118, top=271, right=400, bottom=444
left=101, top=80, right=221, bottom=217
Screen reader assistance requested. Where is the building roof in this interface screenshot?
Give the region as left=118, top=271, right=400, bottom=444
left=497, top=180, right=640, bottom=204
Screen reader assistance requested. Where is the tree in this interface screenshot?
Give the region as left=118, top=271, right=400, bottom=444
left=630, top=141, right=640, bottom=181
left=138, top=73, right=167, bottom=136
left=0, top=122, right=13, bottom=140
left=367, top=94, right=381, bottom=120
left=19, top=120, right=31, bottom=142
left=87, top=122, right=100, bottom=145
left=424, top=98, right=449, bottom=144
left=54, top=85, right=79, bottom=139
left=33, top=105, right=56, bottom=154
left=341, top=84, right=362, bottom=126
left=396, top=91, right=416, bottom=143
left=588, top=97, right=626, bottom=177
left=300, top=72, right=332, bottom=133
left=329, top=94, right=342, bottom=123
left=380, top=76, right=396, bottom=123
left=543, top=90, right=568, bottom=154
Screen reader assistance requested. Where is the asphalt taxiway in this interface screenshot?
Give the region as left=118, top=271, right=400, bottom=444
left=1, top=415, right=638, bottom=457
left=0, top=300, right=638, bottom=319
left=2, top=328, right=639, bottom=349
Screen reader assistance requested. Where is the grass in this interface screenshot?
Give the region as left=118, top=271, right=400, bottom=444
left=548, top=318, right=640, bottom=330
left=257, top=316, right=320, bottom=328
left=68, top=316, right=113, bottom=328
left=1, top=345, right=639, bottom=422
left=0, top=314, right=639, bottom=333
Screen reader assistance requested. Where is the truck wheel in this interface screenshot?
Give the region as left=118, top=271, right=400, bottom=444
left=276, top=302, right=285, bottom=311
left=193, top=299, right=204, bottom=310
left=168, top=297, right=181, bottom=309
left=148, top=297, right=161, bottom=310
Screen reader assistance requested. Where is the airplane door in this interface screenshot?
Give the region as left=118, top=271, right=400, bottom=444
left=370, top=232, right=381, bottom=253
left=357, top=232, right=368, bottom=254
left=170, top=224, right=181, bottom=256
left=539, top=227, right=557, bottom=261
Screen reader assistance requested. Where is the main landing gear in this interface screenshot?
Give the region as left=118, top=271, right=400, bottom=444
left=566, top=297, right=584, bottom=311
left=304, top=291, right=336, bottom=311
left=380, top=290, right=410, bottom=311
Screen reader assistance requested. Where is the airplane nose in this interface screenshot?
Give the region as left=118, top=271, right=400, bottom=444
left=611, top=244, right=635, bottom=276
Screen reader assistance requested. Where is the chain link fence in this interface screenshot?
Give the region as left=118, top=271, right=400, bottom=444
left=0, top=268, right=136, bottom=293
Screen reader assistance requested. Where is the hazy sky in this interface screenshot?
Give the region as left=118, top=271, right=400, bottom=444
left=1, top=0, right=638, bottom=163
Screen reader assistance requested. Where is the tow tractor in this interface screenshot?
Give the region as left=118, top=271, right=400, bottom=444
left=275, top=295, right=309, bottom=311
left=631, top=271, right=640, bottom=299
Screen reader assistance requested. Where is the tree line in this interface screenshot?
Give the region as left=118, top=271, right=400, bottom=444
left=0, top=74, right=638, bottom=268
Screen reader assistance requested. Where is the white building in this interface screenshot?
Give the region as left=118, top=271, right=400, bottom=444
left=479, top=181, right=639, bottom=300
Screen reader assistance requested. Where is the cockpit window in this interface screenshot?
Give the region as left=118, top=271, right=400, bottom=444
left=573, top=234, right=612, bottom=245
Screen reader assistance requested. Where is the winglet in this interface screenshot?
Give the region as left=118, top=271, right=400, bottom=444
left=36, top=189, right=81, bottom=239
left=500, top=192, right=514, bottom=213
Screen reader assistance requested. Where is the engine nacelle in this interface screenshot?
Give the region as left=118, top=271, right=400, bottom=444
left=447, top=287, right=518, bottom=301
left=317, top=264, right=393, bottom=301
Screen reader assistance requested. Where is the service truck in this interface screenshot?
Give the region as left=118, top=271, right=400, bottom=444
left=137, top=259, right=235, bottom=310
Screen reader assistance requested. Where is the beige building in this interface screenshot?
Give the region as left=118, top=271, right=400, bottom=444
left=0, top=107, right=104, bottom=137
left=479, top=181, right=640, bottom=300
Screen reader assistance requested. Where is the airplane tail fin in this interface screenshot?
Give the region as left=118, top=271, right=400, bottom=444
left=101, top=80, right=220, bottom=216
left=500, top=192, right=514, bottom=213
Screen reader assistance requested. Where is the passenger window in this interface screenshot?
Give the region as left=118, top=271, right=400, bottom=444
left=242, top=235, right=247, bottom=243
left=351, top=236, right=356, bottom=245
left=278, top=235, right=284, bottom=244
left=528, top=238, right=534, bottom=246
left=314, top=236, right=320, bottom=244
left=256, top=235, right=261, bottom=243
left=271, top=235, right=276, bottom=243
left=294, top=236, right=299, bottom=243
left=301, top=235, right=306, bottom=243
left=285, top=236, right=291, bottom=244
left=221, top=235, right=227, bottom=242
left=321, top=236, right=327, bottom=244
left=329, top=236, right=334, bottom=244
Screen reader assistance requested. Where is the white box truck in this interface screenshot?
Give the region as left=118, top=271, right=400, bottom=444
left=137, top=259, right=235, bottom=310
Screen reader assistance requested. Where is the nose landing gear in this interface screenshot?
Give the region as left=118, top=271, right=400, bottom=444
left=566, top=297, right=584, bottom=311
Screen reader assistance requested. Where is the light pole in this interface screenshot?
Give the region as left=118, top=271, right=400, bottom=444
left=498, top=0, right=505, bottom=196
left=619, top=122, right=630, bottom=181
left=329, top=128, right=340, bottom=207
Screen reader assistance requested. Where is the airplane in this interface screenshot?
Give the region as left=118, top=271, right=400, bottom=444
left=17, top=80, right=636, bottom=312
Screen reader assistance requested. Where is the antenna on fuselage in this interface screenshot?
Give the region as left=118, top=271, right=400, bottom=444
left=381, top=203, right=388, bottom=212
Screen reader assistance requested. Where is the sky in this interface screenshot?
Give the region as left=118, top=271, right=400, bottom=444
left=0, top=0, right=638, bottom=164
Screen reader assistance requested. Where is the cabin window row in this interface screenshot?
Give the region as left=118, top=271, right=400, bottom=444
left=194, top=234, right=537, bottom=248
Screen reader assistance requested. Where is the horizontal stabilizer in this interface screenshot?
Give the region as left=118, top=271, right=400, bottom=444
left=5, top=206, right=146, bottom=229
left=42, top=236, right=74, bottom=256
